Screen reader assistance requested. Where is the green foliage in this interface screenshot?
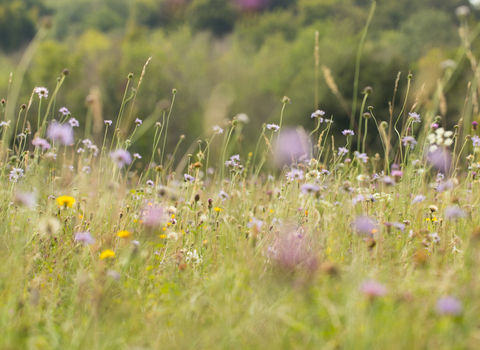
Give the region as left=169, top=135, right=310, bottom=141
left=186, top=0, right=238, bottom=36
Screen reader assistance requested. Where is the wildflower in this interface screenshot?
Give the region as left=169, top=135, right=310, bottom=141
left=99, top=249, right=115, bottom=259
left=82, top=139, right=93, bottom=147
left=391, top=170, right=403, bottom=178
left=267, top=124, right=280, bottom=132
left=402, top=136, right=417, bottom=149
left=133, top=153, right=141, bottom=159
left=236, top=113, right=250, bottom=124
left=352, top=195, right=365, bottom=205
left=393, top=222, right=406, bottom=233
left=214, top=207, right=223, bottom=212
left=75, top=232, right=95, bottom=245
left=338, top=147, right=348, bottom=156
left=310, top=110, right=325, bottom=120
left=430, top=232, right=441, bottom=243
left=436, top=296, right=463, bottom=316
left=342, top=129, right=354, bottom=136
left=107, top=270, right=120, bottom=281
left=445, top=206, right=467, bottom=220
left=354, top=152, right=368, bottom=163
left=135, top=118, right=142, bottom=126
left=14, top=192, right=37, bottom=208
left=32, top=138, right=51, bottom=151
left=34, top=87, right=49, bottom=99
left=56, top=195, right=75, bottom=208
left=455, top=5, right=470, bottom=17
left=117, top=230, right=131, bottom=238
left=59, top=107, right=70, bottom=115
left=68, top=118, right=80, bottom=128
left=142, top=205, right=164, bottom=227
left=9, top=168, right=24, bottom=182
left=354, top=216, right=378, bottom=235
left=104, top=120, right=113, bottom=126
left=218, top=190, right=229, bottom=201
left=275, top=128, right=309, bottom=166
left=248, top=217, right=264, bottom=231
left=412, top=195, right=426, bottom=204
left=472, top=121, right=478, bottom=130
left=360, top=280, right=387, bottom=299
left=286, top=169, right=304, bottom=181
left=146, top=180, right=154, bottom=188
left=429, top=205, right=438, bottom=213
left=109, top=149, right=132, bottom=168
left=472, top=135, right=480, bottom=147
left=430, top=122, right=439, bottom=130
left=408, top=112, right=421, bottom=123
left=300, top=183, right=320, bottom=194
left=47, top=122, right=74, bottom=145
left=0, top=121, right=10, bottom=128
left=82, top=166, right=91, bottom=174
left=271, top=228, right=317, bottom=272
left=184, top=174, right=194, bottom=183
left=186, top=249, right=203, bottom=264
left=213, top=125, right=223, bottom=134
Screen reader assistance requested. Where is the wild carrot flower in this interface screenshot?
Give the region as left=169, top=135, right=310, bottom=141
left=34, top=87, right=49, bottom=99
left=100, top=249, right=115, bottom=259
left=436, top=296, right=462, bottom=316
left=47, top=122, right=74, bottom=145
left=109, top=149, right=132, bottom=167
left=56, top=195, right=76, bottom=208
left=32, top=138, right=51, bottom=151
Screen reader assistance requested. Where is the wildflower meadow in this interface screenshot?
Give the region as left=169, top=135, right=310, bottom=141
left=2, top=2, right=480, bottom=349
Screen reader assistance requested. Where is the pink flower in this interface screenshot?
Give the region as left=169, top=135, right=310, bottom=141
left=361, top=280, right=387, bottom=298
left=47, top=122, right=74, bottom=145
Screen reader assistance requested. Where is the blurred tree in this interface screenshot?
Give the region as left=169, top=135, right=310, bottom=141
left=186, top=0, right=238, bottom=36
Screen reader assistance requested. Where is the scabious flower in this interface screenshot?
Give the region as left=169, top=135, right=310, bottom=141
left=213, top=125, right=223, bottom=134
left=14, top=192, right=37, bottom=208
left=408, top=112, right=421, bottom=123
left=218, top=190, right=229, bottom=201
left=82, top=166, right=91, bottom=174
left=59, top=107, right=70, bottom=115
left=300, top=183, right=320, bottom=194
left=436, top=296, right=463, bottom=316
left=360, top=280, right=388, bottom=299
left=146, top=180, right=154, bottom=188
left=133, top=153, right=141, bottom=159
left=342, top=129, right=354, bottom=136
left=267, top=124, right=280, bottom=132
left=104, top=120, right=113, bottom=126
left=354, top=216, right=378, bottom=235
left=34, top=87, right=49, bottom=99
left=135, top=118, right=142, bottom=126
left=393, top=222, right=406, bottom=233
left=472, top=135, right=480, bottom=147
left=270, top=228, right=317, bottom=272
left=352, top=195, right=365, bottom=205
left=109, top=149, right=132, bottom=168
left=311, top=110, right=325, bottom=120
left=184, top=174, right=194, bottom=183
left=142, top=205, right=165, bottom=227
left=248, top=217, right=264, bottom=231
left=354, top=152, right=368, bottom=163
left=9, top=167, right=24, bottom=182
left=445, top=206, right=467, bottom=220
left=412, top=195, right=426, bottom=204
left=68, top=118, right=79, bottom=127
left=402, top=136, right=417, bottom=149
left=286, top=169, right=304, bottom=181
left=47, top=122, right=74, bottom=145
left=75, top=232, right=95, bottom=245
left=56, top=195, right=75, bottom=208
left=32, top=138, right=51, bottom=151
left=338, top=147, right=348, bottom=156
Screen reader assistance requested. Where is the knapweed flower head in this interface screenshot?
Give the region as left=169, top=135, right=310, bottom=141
left=472, top=121, right=478, bottom=130
left=34, top=87, right=49, bottom=99
left=47, top=122, right=74, bottom=145
left=402, top=136, right=417, bottom=149
left=32, top=138, right=51, bottom=151
left=213, top=125, right=223, bottom=134
left=360, top=280, right=387, bottom=299
left=354, top=216, right=378, bottom=236
left=436, top=296, right=463, bottom=316
left=267, top=124, right=280, bottom=132
left=445, top=206, right=467, bottom=220
left=56, top=195, right=75, bottom=208
left=9, top=167, right=24, bottom=182
left=75, top=232, right=95, bottom=245
left=68, top=118, right=79, bottom=128
left=109, top=149, right=132, bottom=168
left=59, top=107, right=70, bottom=115
left=99, top=249, right=115, bottom=260
left=342, top=129, right=354, bottom=136
left=310, top=110, right=325, bottom=120
left=408, top=112, right=421, bottom=123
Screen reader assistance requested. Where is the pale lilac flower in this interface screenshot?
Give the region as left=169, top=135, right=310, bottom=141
left=409, top=112, right=421, bottom=123
left=218, top=190, right=229, bottom=201
left=437, top=180, right=454, bottom=193
left=213, top=125, right=223, bottom=134
left=267, top=124, right=280, bottom=132
left=352, top=195, right=365, bottom=205
left=104, top=120, right=113, bottom=126
left=354, top=216, right=378, bottom=235
left=9, top=167, right=24, bottom=182
left=361, top=280, right=387, bottom=298
left=402, top=136, right=417, bottom=149
left=436, top=296, right=462, bottom=316
left=32, top=138, right=51, bottom=151
left=393, top=222, right=406, bottom=233
left=14, top=192, right=37, bottom=208
left=135, top=118, right=142, bottom=126
left=142, top=205, right=165, bottom=227
left=184, top=174, right=194, bottom=183
left=75, top=232, right=95, bottom=245
left=430, top=122, right=439, bottom=129
left=230, top=155, right=240, bottom=162
left=146, top=180, right=154, bottom=188
left=338, top=147, right=348, bottom=156
left=342, top=130, right=354, bottom=136
left=383, top=176, right=395, bottom=185
left=355, top=152, right=368, bottom=163
left=472, top=135, right=480, bottom=147
left=59, top=107, right=70, bottom=115
left=286, top=169, right=304, bottom=181
left=47, top=122, right=74, bottom=145
left=109, top=149, right=132, bottom=167
left=248, top=217, right=264, bottom=231
left=82, top=166, right=91, bottom=174
left=311, top=110, right=325, bottom=120
left=0, top=121, right=10, bottom=128
left=34, top=87, right=49, bottom=99
left=271, top=228, right=317, bottom=272
left=412, top=195, right=426, bottom=204
left=445, top=206, right=467, bottom=220
left=77, top=148, right=85, bottom=154
left=133, top=153, right=141, bottom=159
left=82, top=139, right=92, bottom=147
left=68, top=118, right=79, bottom=128
left=300, top=183, right=319, bottom=194
left=107, top=270, right=120, bottom=282
left=275, top=128, right=309, bottom=167
left=430, top=232, right=441, bottom=243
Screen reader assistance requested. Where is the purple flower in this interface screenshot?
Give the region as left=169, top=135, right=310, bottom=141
left=360, top=280, right=388, bottom=298
left=300, top=183, right=320, bottom=194
left=352, top=195, right=365, bottom=205
left=218, top=190, right=229, bottom=201
left=104, top=120, right=113, bottom=126
left=47, top=122, right=74, bottom=145
left=408, top=112, right=421, bottom=123
left=437, top=180, right=454, bottom=193
left=82, top=166, right=91, bottom=174
left=75, top=232, right=95, bottom=245
left=9, top=167, right=24, bottom=182
left=338, top=147, right=348, bottom=156
left=391, top=170, right=403, bottom=177
left=32, top=138, right=51, bottom=151
left=235, top=0, right=269, bottom=11
left=393, top=222, right=406, bottom=233
left=133, top=153, right=141, bottom=159
left=247, top=217, right=264, bottom=231
left=472, top=135, right=480, bottom=147
left=445, top=206, right=467, bottom=220
left=109, top=149, right=132, bottom=167
left=142, top=205, right=165, bottom=227
left=14, top=192, right=37, bottom=208
left=146, top=180, right=154, bottom=188
left=311, top=110, right=325, bottom=119
left=383, top=176, right=395, bottom=185
left=436, top=296, right=462, bottom=316
left=354, top=152, right=368, bottom=163
left=412, top=195, right=426, bottom=204
left=68, top=118, right=79, bottom=128
left=213, top=125, right=223, bottom=134
left=402, top=136, right=417, bottom=149
left=430, top=122, right=439, bottom=129
left=135, top=118, right=142, bottom=126
left=342, top=129, right=354, bottom=136
left=34, top=87, right=49, bottom=99
left=275, top=128, right=309, bottom=167
left=59, top=107, right=70, bottom=115
left=267, top=124, right=280, bottom=132
left=270, top=228, right=317, bottom=272
left=472, top=121, right=478, bottom=130
left=184, top=174, right=194, bottom=183
left=428, top=148, right=451, bottom=173
left=107, top=270, right=120, bottom=282
left=354, top=216, right=378, bottom=235
left=286, top=169, right=304, bottom=181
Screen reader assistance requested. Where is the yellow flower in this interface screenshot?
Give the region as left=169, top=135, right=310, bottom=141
left=100, top=249, right=115, bottom=259
left=56, top=195, right=75, bottom=208
left=159, top=234, right=166, bottom=239
left=214, top=207, right=223, bottom=212
left=117, top=230, right=131, bottom=238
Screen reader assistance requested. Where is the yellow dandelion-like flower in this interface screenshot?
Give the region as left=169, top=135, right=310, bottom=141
left=117, top=230, right=131, bottom=238
left=214, top=207, right=223, bottom=212
left=159, top=234, right=166, bottom=239
left=100, top=249, right=115, bottom=259
left=56, top=195, right=75, bottom=208
left=171, top=214, right=175, bottom=219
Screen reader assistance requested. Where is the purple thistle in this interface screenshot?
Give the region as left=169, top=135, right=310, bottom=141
left=391, top=170, right=403, bottom=177
left=436, top=296, right=462, bottom=316
left=47, top=122, right=74, bottom=145
left=109, top=149, right=132, bottom=168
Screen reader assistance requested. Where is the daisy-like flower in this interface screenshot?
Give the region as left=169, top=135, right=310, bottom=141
left=267, top=124, right=280, bottom=132
left=402, top=136, right=417, bottom=149
left=184, top=174, right=195, bottom=183
left=68, top=118, right=79, bottom=128
left=133, top=153, right=141, bottom=159
left=56, top=195, right=75, bottom=208
left=300, top=183, right=319, bottom=195
left=34, top=87, right=49, bottom=99
left=338, top=147, right=348, bottom=156
left=472, top=135, right=480, bottom=147
left=146, top=180, right=154, bottom=188
left=117, top=230, right=131, bottom=238
left=59, top=107, right=70, bottom=116
left=286, top=169, right=304, bottom=181
left=213, top=125, right=223, bottom=134
left=409, top=112, right=421, bottom=123
left=310, top=110, right=325, bottom=120
left=109, top=149, right=132, bottom=168
left=9, top=167, right=24, bottom=182
left=47, top=122, right=74, bottom=145
left=99, top=249, right=115, bottom=259
left=342, top=129, right=354, bottom=136
left=104, top=120, right=113, bottom=126
left=75, top=232, right=95, bottom=245
left=32, top=138, right=51, bottom=151
left=135, top=118, right=142, bottom=126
